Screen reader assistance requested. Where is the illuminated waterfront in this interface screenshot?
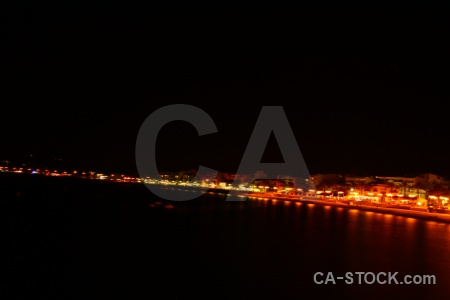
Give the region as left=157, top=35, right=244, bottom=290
left=2, top=172, right=450, bottom=299
left=3, top=164, right=450, bottom=224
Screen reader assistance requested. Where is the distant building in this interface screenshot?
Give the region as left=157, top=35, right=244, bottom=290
left=311, top=173, right=345, bottom=188
left=375, top=175, right=415, bottom=185
left=216, top=171, right=236, bottom=185
left=414, top=173, right=445, bottom=186
left=345, top=175, right=377, bottom=186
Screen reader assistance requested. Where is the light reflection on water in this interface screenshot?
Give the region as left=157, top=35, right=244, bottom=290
left=145, top=190, right=450, bottom=299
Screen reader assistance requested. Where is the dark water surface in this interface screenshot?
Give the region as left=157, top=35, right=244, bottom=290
left=1, top=173, right=449, bottom=299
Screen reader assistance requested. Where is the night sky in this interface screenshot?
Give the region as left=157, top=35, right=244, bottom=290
left=1, top=8, right=450, bottom=177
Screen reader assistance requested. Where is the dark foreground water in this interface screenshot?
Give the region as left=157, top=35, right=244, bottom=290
left=1, top=173, right=450, bottom=299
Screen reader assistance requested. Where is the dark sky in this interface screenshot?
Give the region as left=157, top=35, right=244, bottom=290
left=1, top=8, right=450, bottom=177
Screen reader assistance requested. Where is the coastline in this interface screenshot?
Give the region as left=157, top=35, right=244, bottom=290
left=242, top=191, right=450, bottom=224
left=149, top=185, right=450, bottom=224
left=3, top=172, right=449, bottom=224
